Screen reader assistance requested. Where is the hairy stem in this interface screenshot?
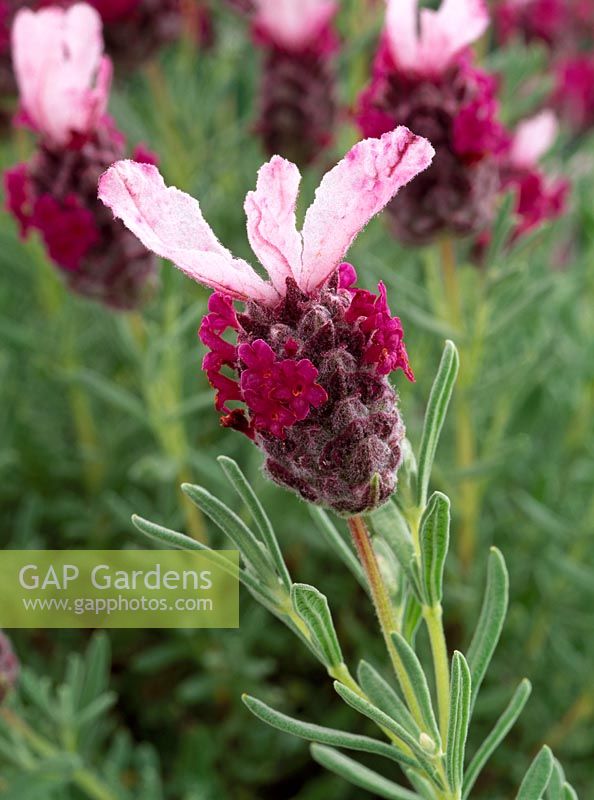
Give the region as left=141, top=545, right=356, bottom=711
left=349, top=515, right=426, bottom=731
left=409, top=511, right=451, bottom=751
left=423, top=604, right=450, bottom=745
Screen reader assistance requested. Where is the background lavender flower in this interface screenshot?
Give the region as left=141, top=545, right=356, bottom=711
left=251, top=0, right=339, bottom=166
left=357, top=0, right=508, bottom=245
left=4, top=4, right=158, bottom=309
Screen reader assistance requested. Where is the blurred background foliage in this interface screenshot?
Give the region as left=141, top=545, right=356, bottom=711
left=0, top=1, right=593, bottom=797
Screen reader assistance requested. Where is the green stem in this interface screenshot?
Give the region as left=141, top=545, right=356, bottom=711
left=438, top=239, right=479, bottom=574
left=423, top=604, right=450, bottom=745
left=409, top=511, right=451, bottom=753
left=0, top=709, right=116, bottom=800
left=348, top=515, right=426, bottom=731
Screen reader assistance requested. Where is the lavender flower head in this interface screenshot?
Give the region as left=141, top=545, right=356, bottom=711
left=357, top=0, right=508, bottom=245
left=99, top=130, right=435, bottom=514
left=4, top=4, right=158, bottom=309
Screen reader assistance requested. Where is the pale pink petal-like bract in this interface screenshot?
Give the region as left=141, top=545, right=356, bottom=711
left=386, top=0, right=489, bottom=76
left=253, top=0, right=337, bottom=50
left=509, top=111, right=559, bottom=168
left=297, top=128, right=435, bottom=293
left=244, top=156, right=303, bottom=294
left=98, top=161, right=279, bottom=302
left=12, top=4, right=110, bottom=146
left=385, top=0, right=421, bottom=73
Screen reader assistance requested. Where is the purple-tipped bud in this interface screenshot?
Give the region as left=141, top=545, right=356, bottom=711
left=0, top=631, right=18, bottom=703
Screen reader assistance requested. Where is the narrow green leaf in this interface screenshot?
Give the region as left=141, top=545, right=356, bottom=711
left=403, top=768, right=438, bottom=799
left=374, top=537, right=406, bottom=608
left=516, top=746, right=554, bottom=800
left=333, top=682, right=442, bottom=785
left=80, top=633, right=110, bottom=707
left=367, top=501, right=423, bottom=602
left=467, top=547, right=509, bottom=704
left=182, top=483, right=276, bottom=579
left=311, top=744, right=421, bottom=800
left=562, top=784, right=578, bottom=800
left=132, top=514, right=233, bottom=567
left=75, top=693, right=117, bottom=727
left=419, top=492, right=450, bottom=606
left=218, top=456, right=292, bottom=591
left=416, top=340, right=459, bottom=508
left=402, top=595, right=423, bottom=645
left=446, top=651, right=472, bottom=792
left=310, top=507, right=367, bottom=591
left=292, top=584, right=343, bottom=669
left=546, top=761, right=565, bottom=800
left=242, top=694, right=417, bottom=769
left=463, top=679, right=532, bottom=799
left=131, top=514, right=277, bottom=608
left=391, top=632, right=441, bottom=748
left=357, top=661, right=420, bottom=738
left=484, top=190, right=516, bottom=268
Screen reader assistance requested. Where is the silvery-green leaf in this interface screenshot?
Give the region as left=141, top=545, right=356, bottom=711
left=546, top=760, right=565, bottom=800
left=374, top=537, right=406, bottom=607
left=463, top=679, right=532, bottom=799
left=391, top=632, right=441, bottom=748
left=291, top=584, right=343, bottom=669
left=357, top=660, right=420, bottom=738
left=242, top=694, right=417, bottom=769
left=516, top=746, right=554, bottom=800
left=467, top=547, right=509, bottom=705
left=310, top=744, right=421, bottom=800
left=416, top=340, right=459, bottom=508
left=218, top=456, right=291, bottom=590
left=182, top=483, right=276, bottom=580
left=332, top=682, right=442, bottom=785
left=419, top=492, right=450, bottom=606
left=131, top=514, right=276, bottom=608
left=445, top=651, right=472, bottom=792
left=367, top=501, right=423, bottom=602
left=484, top=191, right=516, bottom=268
left=403, top=595, right=423, bottom=645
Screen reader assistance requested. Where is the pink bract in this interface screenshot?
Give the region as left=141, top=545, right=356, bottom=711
left=11, top=4, right=112, bottom=147
left=98, top=128, right=434, bottom=303
left=385, top=0, right=489, bottom=78
left=252, top=0, right=337, bottom=51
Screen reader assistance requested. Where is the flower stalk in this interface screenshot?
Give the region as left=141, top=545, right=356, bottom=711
left=439, top=238, right=479, bottom=574
left=348, top=514, right=427, bottom=733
